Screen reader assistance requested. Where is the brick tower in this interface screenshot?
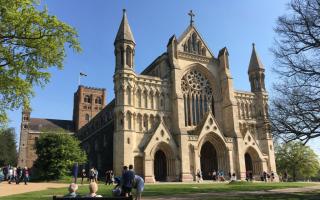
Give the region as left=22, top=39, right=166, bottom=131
left=73, top=85, right=106, bottom=131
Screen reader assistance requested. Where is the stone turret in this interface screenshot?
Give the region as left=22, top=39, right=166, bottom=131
left=114, top=9, right=135, bottom=72
left=248, top=43, right=265, bottom=92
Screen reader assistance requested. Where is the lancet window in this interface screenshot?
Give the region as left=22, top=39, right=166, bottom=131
left=183, top=32, right=206, bottom=56
left=181, top=70, right=214, bottom=126
left=126, top=46, right=132, bottom=67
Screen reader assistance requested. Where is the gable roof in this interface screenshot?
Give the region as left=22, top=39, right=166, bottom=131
left=177, top=24, right=215, bottom=58
left=29, top=118, right=74, bottom=132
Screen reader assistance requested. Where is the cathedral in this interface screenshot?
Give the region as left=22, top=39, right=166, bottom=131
left=18, top=10, right=277, bottom=182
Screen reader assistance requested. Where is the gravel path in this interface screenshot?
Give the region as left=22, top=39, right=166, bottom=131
left=0, top=182, right=69, bottom=197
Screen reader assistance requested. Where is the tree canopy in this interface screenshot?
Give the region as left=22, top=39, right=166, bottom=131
left=271, top=0, right=320, bottom=144
left=0, top=128, right=17, bottom=166
left=33, top=131, right=87, bottom=180
left=0, top=0, right=81, bottom=125
left=275, top=141, right=320, bottom=181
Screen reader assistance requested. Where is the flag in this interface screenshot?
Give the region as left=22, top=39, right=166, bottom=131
left=80, top=72, right=87, bottom=77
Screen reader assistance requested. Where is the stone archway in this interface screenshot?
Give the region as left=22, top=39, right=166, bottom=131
left=154, top=150, right=167, bottom=181
left=198, top=133, right=229, bottom=179
left=150, top=142, right=177, bottom=182
left=200, top=141, right=218, bottom=180
left=245, top=147, right=263, bottom=176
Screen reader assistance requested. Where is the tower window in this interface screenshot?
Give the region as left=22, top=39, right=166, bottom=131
left=85, top=114, right=90, bottom=121
left=126, top=46, right=132, bottom=67
left=95, top=97, right=102, bottom=104
left=84, top=95, right=91, bottom=103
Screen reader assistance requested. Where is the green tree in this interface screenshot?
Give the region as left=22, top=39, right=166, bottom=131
left=0, top=0, right=81, bottom=125
left=33, top=132, right=87, bottom=180
left=275, top=141, right=320, bottom=181
left=0, top=128, right=17, bottom=166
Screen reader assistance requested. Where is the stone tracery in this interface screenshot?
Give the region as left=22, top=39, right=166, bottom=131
left=181, top=69, right=214, bottom=126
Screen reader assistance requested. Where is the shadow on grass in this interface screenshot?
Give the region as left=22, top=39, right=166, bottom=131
left=202, top=191, right=320, bottom=200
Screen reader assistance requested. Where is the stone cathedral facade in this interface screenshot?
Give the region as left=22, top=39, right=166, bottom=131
left=18, top=10, right=277, bottom=182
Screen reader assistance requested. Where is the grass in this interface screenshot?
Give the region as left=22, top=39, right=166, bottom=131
left=201, top=191, right=320, bottom=200
left=0, top=182, right=318, bottom=200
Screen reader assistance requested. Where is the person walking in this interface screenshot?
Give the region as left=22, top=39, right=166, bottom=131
left=212, top=170, right=216, bottom=181
left=89, top=168, right=95, bottom=183
left=22, top=167, right=29, bottom=185
left=271, top=171, right=275, bottom=182
left=110, top=170, right=114, bottom=185
left=196, top=169, right=202, bottom=183
left=16, top=167, right=22, bottom=184
left=8, top=167, right=13, bottom=184
left=72, top=162, right=79, bottom=183
left=3, top=165, right=8, bottom=181
left=94, top=168, right=99, bottom=183
left=249, top=171, right=253, bottom=181
left=81, top=168, right=86, bottom=185
left=105, top=170, right=110, bottom=185
left=263, top=171, right=267, bottom=182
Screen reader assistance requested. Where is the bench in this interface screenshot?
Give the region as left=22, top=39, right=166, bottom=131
left=53, top=196, right=133, bottom=200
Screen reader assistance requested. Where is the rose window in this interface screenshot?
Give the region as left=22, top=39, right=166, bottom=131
left=181, top=70, right=214, bottom=127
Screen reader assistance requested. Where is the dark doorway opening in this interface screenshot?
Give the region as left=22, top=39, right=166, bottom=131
left=200, top=141, right=218, bottom=180
left=245, top=153, right=253, bottom=172
left=154, top=150, right=167, bottom=181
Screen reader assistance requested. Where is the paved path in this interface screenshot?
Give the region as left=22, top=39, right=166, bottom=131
left=0, top=182, right=69, bottom=197
left=143, top=184, right=320, bottom=200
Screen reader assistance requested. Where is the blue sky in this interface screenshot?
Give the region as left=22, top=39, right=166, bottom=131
left=7, top=0, right=320, bottom=155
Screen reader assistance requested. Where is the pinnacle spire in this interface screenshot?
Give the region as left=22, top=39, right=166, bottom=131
left=248, top=43, right=264, bottom=72
left=114, top=9, right=135, bottom=44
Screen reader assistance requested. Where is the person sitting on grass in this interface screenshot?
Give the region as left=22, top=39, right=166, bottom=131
left=64, top=183, right=80, bottom=198
left=86, top=182, right=102, bottom=198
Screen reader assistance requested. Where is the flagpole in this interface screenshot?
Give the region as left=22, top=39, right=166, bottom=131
left=78, top=73, right=81, bottom=86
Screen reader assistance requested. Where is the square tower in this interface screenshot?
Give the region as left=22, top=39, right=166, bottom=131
left=73, top=85, right=106, bottom=131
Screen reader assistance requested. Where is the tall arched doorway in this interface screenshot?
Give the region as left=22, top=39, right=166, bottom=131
left=200, top=141, right=218, bottom=180
left=245, top=153, right=253, bottom=172
left=245, top=147, right=263, bottom=176
left=154, top=150, right=167, bottom=181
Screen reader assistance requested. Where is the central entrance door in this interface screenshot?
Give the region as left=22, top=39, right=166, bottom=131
left=200, top=141, right=218, bottom=180
left=154, top=150, right=167, bottom=181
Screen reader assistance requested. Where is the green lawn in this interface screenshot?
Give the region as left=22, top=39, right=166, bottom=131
left=0, top=182, right=318, bottom=200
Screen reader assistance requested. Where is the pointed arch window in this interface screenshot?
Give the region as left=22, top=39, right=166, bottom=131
left=126, top=46, right=132, bottom=67
left=183, top=32, right=207, bottom=56
left=192, top=33, right=198, bottom=52
left=181, top=70, right=214, bottom=127
left=120, top=48, right=125, bottom=66
left=202, top=48, right=206, bottom=56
